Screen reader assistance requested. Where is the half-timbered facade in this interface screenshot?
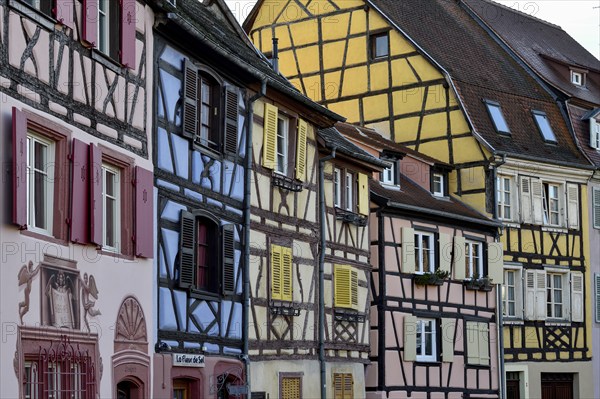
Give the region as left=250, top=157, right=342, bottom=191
left=0, top=0, right=154, bottom=397
left=244, top=1, right=596, bottom=398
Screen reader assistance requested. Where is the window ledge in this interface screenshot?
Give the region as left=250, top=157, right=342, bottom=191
left=380, top=182, right=401, bottom=191
left=541, top=226, right=569, bottom=233
left=97, top=249, right=135, bottom=261
left=415, top=360, right=441, bottom=366
left=270, top=300, right=300, bottom=316
left=272, top=173, right=303, bottom=192
left=503, top=319, right=524, bottom=325
left=463, top=279, right=494, bottom=291
left=334, top=208, right=367, bottom=226
left=91, top=50, right=124, bottom=75
left=545, top=320, right=571, bottom=326
left=189, top=289, right=221, bottom=301
left=8, top=0, right=57, bottom=31
left=334, top=309, right=365, bottom=323
left=20, top=229, right=68, bottom=247
left=502, top=221, right=521, bottom=229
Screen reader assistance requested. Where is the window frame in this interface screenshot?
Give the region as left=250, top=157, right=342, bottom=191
left=276, top=113, right=290, bottom=175
left=369, top=31, right=390, bottom=60
left=415, top=318, right=437, bottom=363
left=570, top=70, right=584, bottom=86
left=591, top=118, right=600, bottom=150
left=381, top=158, right=400, bottom=187
left=542, top=182, right=561, bottom=226
left=414, top=231, right=436, bottom=274
left=101, top=162, right=121, bottom=253
left=532, top=110, right=557, bottom=143
left=465, top=240, right=484, bottom=279
left=333, top=167, right=358, bottom=213
left=503, top=266, right=522, bottom=319
left=431, top=172, right=446, bottom=197
left=484, top=99, right=511, bottom=134
left=26, top=132, right=56, bottom=236
left=497, top=175, right=513, bottom=221
left=334, top=168, right=342, bottom=207
left=546, top=272, right=566, bottom=319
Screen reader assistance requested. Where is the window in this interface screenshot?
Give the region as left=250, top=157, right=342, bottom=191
left=571, top=70, right=584, bottom=86
left=524, top=270, right=583, bottom=321
left=381, top=159, right=399, bottom=186
left=520, top=177, right=578, bottom=228
left=198, top=75, right=220, bottom=151
left=18, top=0, right=74, bottom=27
left=280, top=373, right=302, bottom=399
left=178, top=211, right=236, bottom=295
left=414, top=232, right=435, bottom=273
left=542, top=183, right=560, bottom=226
left=333, top=373, right=353, bottom=399
left=172, top=379, right=190, bottom=399
left=590, top=118, right=600, bottom=150
left=101, top=163, right=120, bottom=252
left=334, top=265, right=358, bottom=310
left=276, top=114, right=289, bottom=174
left=26, top=133, right=55, bottom=236
left=466, top=321, right=490, bottom=366
left=465, top=241, right=483, bottom=278
left=334, top=168, right=341, bottom=207
left=370, top=32, right=389, bottom=59
left=546, top=273, right=564, bottom=319
left=432, top=172, right=445, bottom=197
left=22, top=0, right=52, bottom=16
left=416, top=318, right=437, bottom=362
left=503, top=268, right=522, bottom=318
left=345, top=171, right=355, bottom=211
left=404, top=315, right=455, bottom=363
left=497, top=176, right=512, bottom=220
left=97, top=0, right=120, bottom=60
left=332, top=168, right=369, bottom=216
left=270, top=244, right=293, bottom=301
left=593, top=188, right=600, bottom=229
left=532, top=111, right=557, bottom=142
left=485, top=100, right=510, bottom=134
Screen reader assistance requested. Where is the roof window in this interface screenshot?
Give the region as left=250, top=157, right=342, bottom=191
left=532, top=111, right=557, bottom=143
left=484, top=100, right=510, bottom=134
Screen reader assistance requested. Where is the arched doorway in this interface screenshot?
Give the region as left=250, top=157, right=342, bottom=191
left=117, top=378, right=143, bottom=399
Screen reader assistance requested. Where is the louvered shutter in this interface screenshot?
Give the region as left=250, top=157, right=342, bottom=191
left=487, top=242, right=503, bottom=284
left=282, top=246, right=293, bottom=301
left=535, top=270, right=547, bottom=320
left=566, top=183, right=579, bottom=229
left=403, top=315, right=417, bottom=361
left=571, top=272, right=584, bottom=322
left=357, top=173, right=369, bottom=216
left=224, top=87, right=239, bottom=154
left=334, top=265, right=351, bottom=308
left=262, top=103, right=278, bottom=168
left=134, top=166, right=153, bottom=257
left=222, top=224, right=236, bottom=295
left=54, top=0, right=74, bottom=28
left=440, top=318, right=455, bottom=363
left=466, top=321, right=479, bottom=365
left=343, top=374, right=353, bottom=399
left=89, top=144, right=103, bottom=246
left=271, top=245, right=282, bottom=300
left=333, top=374, right=343, bottom=399
left=12, top=108, right=27, bottom=228
left=120, top=0, right=136, bottom=68
left=350, top=268, right=358, bottom=309
left=438, top=233, right=451, bottom=274
left=178, top=210, right=195, bottom=288
left=595, top=274, right=600, bottom=323
left=591, top=119, right=600, bottom=148
left=82, top=0, right=97, bottom=46
left=295, top=119, right=307, bottom=181
left=531, top=179, right=544, bottom=224
left=182, top=59, right=198, bottom=140
left=401, top=227, right=415, bottom=273
left=70, top=139, right=89, bottom=243
left=524, top=270, right=536, bottom=320
left=520, top=176, right=532, bottom=223
left=452, top=236, right=465, bottom=280
left=594, top=188, right=600, bottom=229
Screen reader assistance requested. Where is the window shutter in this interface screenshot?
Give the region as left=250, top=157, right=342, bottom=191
left=343, top=374, right=353, bottom=398
left=440, top=318, right=455, bottom=363
left=531, top=179, right=544, bottom=224
left=594, top=188, right=600, bottom=229
left=438, top=233, right=451, bottom=274
left=262, top=103, right=278, bottom=168
left=334, top=265, right=351, bottom=308
left=270, top=244, right=282, bottom=300
left=282, top=246, right=293, bottom=301
left=350, top=268, right=358, bottom=310
left=519, top=176, right=532, bottom=223
left=566, top=183, right=579, bottom=229
left=12, top=108, right=27, bottom=228
left=524, top=270, right=536, bottom=320
left=178, top=210, right=195, bottom=289
left=401, top=227, right=415, bottom=273
left=487, top=242, right=503, bottom=284
left=295, top=119, right=307, bottom=181
left=591, top=120, right=600, bottom=148
left=478, top=322, right=490, bottom=366
left=54, top=0, right=74, bottom=28
left=333, top=374, right=343, bottom=399
left=595, top=274, right=600, bottom=323
left=466, top=321, right=480, bottom=365
left=70, top=139, right=89, bottom=243
left=89, top=144, right=103, bottom=246
left=82, top=0, right=97, bottom=46
left=223, top=87, right=239, bottom=154
left=535, top=270, right=547, bottom=320
left=403, top=315, right=417, bottom=361
left=222, top=224, right=235, bottom=295
left=357, top=173, right=369, bottom=216
left=571, top=272, right=584, bottom=322
left=134, top=166, right=153, bottom=258
left=182, top=59, right=198, bottom=140
left=120, top=0, right=136, bottom=68
left=452, top=236, right=465, bottom=280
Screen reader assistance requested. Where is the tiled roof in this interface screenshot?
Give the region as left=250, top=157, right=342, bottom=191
left=318, top=127, right=389, bottom=168
left=368, top=0, right=589, bottom=166
left=463, top=0, right=600, bottom=106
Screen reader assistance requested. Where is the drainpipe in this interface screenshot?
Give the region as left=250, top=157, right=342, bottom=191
left=318, top=146, right=337, bottom=399
left=243, top=79, right=267, bottom=396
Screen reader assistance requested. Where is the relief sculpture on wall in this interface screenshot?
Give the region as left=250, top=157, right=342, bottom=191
left=18, top=261, right=40, bottom=324
left=41, top=265, right=80, bottom=329
left=80, top=273, right=101, bottom=332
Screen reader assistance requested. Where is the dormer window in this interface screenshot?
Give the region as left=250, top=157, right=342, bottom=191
left=532, top=111, right=557, bottom=143
left=381, top=158, right=400, bottom=186
left=484, top=100, right=510, bottom=134
left=570, top=70, right=586, bottom=86
left=432, top=172, right=446, bottom=197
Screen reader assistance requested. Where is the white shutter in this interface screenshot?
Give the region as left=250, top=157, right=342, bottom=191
left=478, top=322, right=490, bottom=366
left=520, top=176, right=532, bottom=223
left=466, top=321, right=479, bottom=365
left=438, top=233, right=451, bottom=274
left=524, top=270, right=536, bottom=320
left=571, top=272, right=584, bottom=322
left=487, top=242, right=503, bottom=284
left=595, top=274, right=600, bottom=323
left=535, top=270, right=547, bottom=321
left=441, top=318, right=455, bottom=363
left=593, top=188, right=600, bottom=229
left=402, top=227, right=415, bottom=273
left=404, top=315, right=417, bottom=361
left=590, top=119, right=600, bottom=149
left=566, top=183, right=579, bottom=229
left=531, top=179, right=544, bottom=225
left=453, top=236, right=466, bottom=280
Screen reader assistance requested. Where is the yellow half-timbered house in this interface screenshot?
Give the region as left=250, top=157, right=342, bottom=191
left=244, top=1, right=596, bottom=398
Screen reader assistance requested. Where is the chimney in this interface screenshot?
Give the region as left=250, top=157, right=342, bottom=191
left=272, top=37, right=279, bottom=74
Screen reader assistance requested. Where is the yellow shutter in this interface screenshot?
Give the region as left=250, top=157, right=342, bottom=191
left=334, top=265, right=352, bottom=308
left=282, top=246, right=293, bottom=301
left=262, top=103, right=278, bottom=169
left=357, top=172, right=369, bottom=215
left=350, top=269, right=358, bottom=310
left=295, top=119, right=307, bottom=181
left=281, top=377, right=301, bottom=399
left=271, top=244, right=282, bottom=300
left=333, top=373, right=353, bottom=399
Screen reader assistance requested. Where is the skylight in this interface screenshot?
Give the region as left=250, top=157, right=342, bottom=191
left=484, top=100, right=510, bottom=134
left=532, top=111, right=557, bottom=142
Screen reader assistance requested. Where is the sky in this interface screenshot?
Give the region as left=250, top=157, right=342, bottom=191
left=224, top=0, right=600, bottom=60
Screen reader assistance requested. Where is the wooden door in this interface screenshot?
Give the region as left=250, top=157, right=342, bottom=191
left=541, top=374, right=573, bottom=399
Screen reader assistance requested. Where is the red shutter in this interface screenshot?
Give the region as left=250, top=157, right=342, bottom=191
left=82, top=0, right=98, bottom=46
left=89, top=144, right=103, bottom=246
left=54, top=0, right=74, bottom=29
left=120, top=0, right=136, bottom=68
left=12, top=108, right=27, bottom=228
left=71, top=139, right=89, bottom=244
left=135, top=166, right=153, bottom=258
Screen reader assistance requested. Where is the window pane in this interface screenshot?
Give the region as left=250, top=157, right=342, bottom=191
left=534, top=112, right=557, bottom=142
left=486, top=103, right=510, bottom=133
left=34, top=171, right=47, bottom=229
left=105, top=197, right=115, bottom=247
